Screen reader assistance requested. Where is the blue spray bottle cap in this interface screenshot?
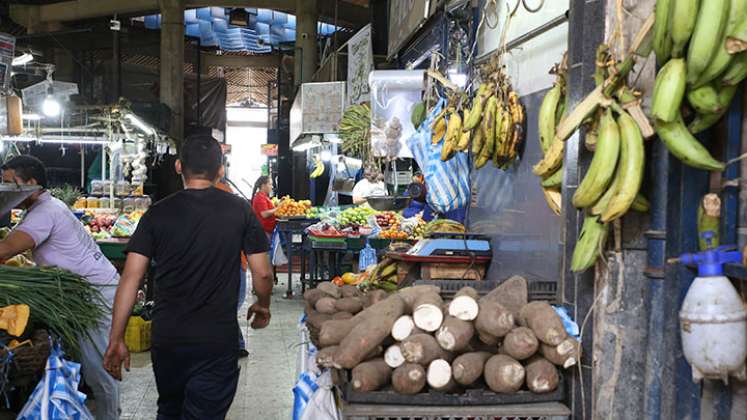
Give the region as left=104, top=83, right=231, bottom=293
left=670, top=245, right=742, bottom=277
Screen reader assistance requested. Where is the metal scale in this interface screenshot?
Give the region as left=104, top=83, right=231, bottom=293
left=0, top=184, right=40, bottom=217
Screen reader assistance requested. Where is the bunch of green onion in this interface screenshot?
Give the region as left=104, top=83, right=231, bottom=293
left=0, top=266, right=108, bottom=358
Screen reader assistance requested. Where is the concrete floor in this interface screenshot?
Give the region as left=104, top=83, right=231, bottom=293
left=120, top=275, right=305, bottom=420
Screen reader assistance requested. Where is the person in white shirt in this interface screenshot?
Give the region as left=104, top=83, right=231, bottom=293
left=352, top=166, right=388, bottom=205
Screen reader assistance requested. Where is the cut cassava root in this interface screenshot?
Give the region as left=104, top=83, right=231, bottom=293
left=412, top=292, right=445, bottom=332
left=436, top=316, right=475, bottom=352
left=334, top=295, right=406, bottom=369
left=315, top=297, right=338, bottom=314
left=427, top=359, right=457, bottom=392
left=392, top=363, right=427, bottom=395
left=385, top=344, right=406, bottom=368
left=452, top=351, right=492, bottom=386
left=351, top=359, right=391, bottom=392
left=401, top=334, right=447, bottom=365
left=392, top=315, right=422, bottom=341
left=502, top=327, right=539, bottom=360
left=448, top=287, right=480, bottom=321
left=519, top=301, right=567, bottom=346
left=475, top=300, right=514, bottom=338
left=525, top=357, right=560, bottom=393
left=484, top=354, right=526, bottom=393
left=541, top=337, right=580, bottom=368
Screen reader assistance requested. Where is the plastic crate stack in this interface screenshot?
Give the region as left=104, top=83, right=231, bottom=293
left=142, top=7, right=339, bottom=53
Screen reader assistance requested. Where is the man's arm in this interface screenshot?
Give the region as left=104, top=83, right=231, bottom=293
left=103, top=252, right=150, bottom=380
left=246, top=252, right=273, bottom=328
left=0, top=230, right=35, bottom=260
left=260, top=208, right=278, bottom=218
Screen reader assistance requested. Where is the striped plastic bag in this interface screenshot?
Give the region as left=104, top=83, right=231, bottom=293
left=406, top=98, right=471, bottom=214
left=17, top=344, right=93, bottom=420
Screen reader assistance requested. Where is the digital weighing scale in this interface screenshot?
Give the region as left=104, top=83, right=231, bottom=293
left=388, top=233, right=493, bottom=264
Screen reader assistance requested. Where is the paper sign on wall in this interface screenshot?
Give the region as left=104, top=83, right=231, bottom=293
left=347, top=24, right=373, bottom=105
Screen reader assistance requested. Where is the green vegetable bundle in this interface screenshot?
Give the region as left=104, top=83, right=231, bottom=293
left=339, top=104, right=371, bottom=159
left=0, top=266, right=108, bottom=358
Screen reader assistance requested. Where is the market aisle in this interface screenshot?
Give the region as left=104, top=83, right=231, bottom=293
left=120, top=275, right=305, bottom=420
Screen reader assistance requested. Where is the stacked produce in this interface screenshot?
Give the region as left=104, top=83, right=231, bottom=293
left=306, top=276, right=578, bottom=396
left=274, top=197, right=312, bottom=218
left=82, top=210, right=144, bottom=240
left=338, top=206, right=378, bottom=229
left=650, top=0, right=745, bottom=168
left=338, top=104, right=371, bottom=159
left=423, top=219, right=466, bottom=237
left=437, top=63, right=526, bottom=169
left=375, top=212, right=400, bottom=230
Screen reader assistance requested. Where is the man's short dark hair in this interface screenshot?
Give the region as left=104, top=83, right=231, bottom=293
left=2, top=155, right=48, bottom=188
left=180, top=135, right=222, bottom=180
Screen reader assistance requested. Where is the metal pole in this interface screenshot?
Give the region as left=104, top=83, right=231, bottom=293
left=196, top=38, right=201, bottom=127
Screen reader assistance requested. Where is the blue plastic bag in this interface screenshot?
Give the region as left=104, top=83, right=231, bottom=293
left=553, top=306, right=580, bottom=338
left=358, top=241, right=378, bottom=271
left=17, top=343, right=93, bottom=420
left=292, top=372, right=320, bottom=420
left=406, top=98, right=471, bottom=214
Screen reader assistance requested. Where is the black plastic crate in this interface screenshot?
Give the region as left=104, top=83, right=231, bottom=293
left=277, top=218, right=320, bottom=232
left=311, top=240, right=348, bottom=250
left=338, top=370, right=565, bottom=406
left=413, top=279, right=558, bottom=303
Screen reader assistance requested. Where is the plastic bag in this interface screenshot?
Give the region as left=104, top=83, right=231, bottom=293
left=299, top=370, right=341, bottom=420
left=17, top=343, right=94, bottom=420
left=270, top=228, right=288, bottom=267
left=358, top=242, right=378, bottom=271
left=553, top=306, right=580, bottom=338
left=406, top=98, right=471, bottom=214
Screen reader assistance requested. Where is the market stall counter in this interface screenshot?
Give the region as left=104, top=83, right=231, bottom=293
left=277, top=217, right=320, bottom=298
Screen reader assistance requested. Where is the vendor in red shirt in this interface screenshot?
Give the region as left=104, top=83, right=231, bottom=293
left=251, top=176, right=278, bottom=236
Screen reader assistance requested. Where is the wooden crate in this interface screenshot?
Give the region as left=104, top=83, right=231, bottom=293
left=421, top=263, right=486, bottom=280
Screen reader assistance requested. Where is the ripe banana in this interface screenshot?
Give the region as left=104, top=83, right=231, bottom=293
left=651, top=58, right=687, bottom=122
left=533, top=136, right=565, bottom=178
left=541, top=166, right=563, bottom=188
left=687, top=83, right=724, bottom=114
left=571, top=215, right=609, bottom=273
left=721, top=53, right=747, bottom=86
left=653, top=0, right=673, bottom=65
left=509, top=91, right=525, bottom=128
left=670, top=0, right=699, bottom=58
left=656, top=113, right=726, bottom=171
left=542, top=187, right=562, bottom=216
left=471, top=125, right=485, bottom=155
left=463, top=86, right=489, bottom=131
left=476, top=97, right=497, bottom=169
left=601, top=111, right=645, bottom=223
left=539, top=82, right=563, bottom=153
left=310, top=158, right=325, bottom=179
left=431, top=116, right=447, bottom=144
left=456, top=129, right=471, bottom=151
left=573, top=109, right=622, bottom=209
left=692, top=0, right=747, bottom=87
left=537, top=82, right=563, bottom=153
left=492, top=103, right=507, bottom=165
left=686, top=0, right=731, bottom=84
left=445, top=111, right=462, bottom=144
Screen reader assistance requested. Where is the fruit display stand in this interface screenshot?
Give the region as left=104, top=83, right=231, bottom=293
left=277, top=217, right=320, bottom=298
left=307, top=235, right=368, bottom=286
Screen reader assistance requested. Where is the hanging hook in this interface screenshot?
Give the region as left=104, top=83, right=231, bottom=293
left=522, top=0, right=545, bottom=13
left=510, top=0, right=545, bottom=16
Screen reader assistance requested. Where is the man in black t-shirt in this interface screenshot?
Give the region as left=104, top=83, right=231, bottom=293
left=103, top=135, right=273, bottom=419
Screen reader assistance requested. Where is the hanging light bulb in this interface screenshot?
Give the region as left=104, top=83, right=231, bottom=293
left=42, top=95, right=60, bottom=117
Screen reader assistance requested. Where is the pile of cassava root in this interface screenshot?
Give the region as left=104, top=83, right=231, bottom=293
left=304, top=276, right=580, bottom=396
